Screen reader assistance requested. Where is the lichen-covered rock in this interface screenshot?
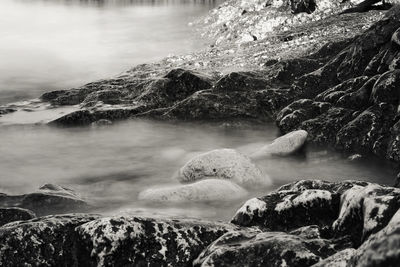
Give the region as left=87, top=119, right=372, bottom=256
left=178, top=149, right=271, bottom=187
left=193, top=228, right=344, bottom=267
left=332, top=183, right=400, bottom=246
left=348, top=208, right=400, bottom=266
left=0, top=184, right=90, bottom=216
left=276, top=8, right=400, bottom=164
left=138, top=179, right=247, bottom=202
left=250, top=129, right=308, bottom=159
left=77, top=216, right=236, bottom=267
left=0, top=214, right=99, bottom=267
left=0, top=207, right=36, bottom=226
left=232, top=188, right=340, bottom=231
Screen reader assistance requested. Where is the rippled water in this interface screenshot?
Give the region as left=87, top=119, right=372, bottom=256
left=0, top=120, right=396, bottom=220
left=0, top=0, right=220, bottom=104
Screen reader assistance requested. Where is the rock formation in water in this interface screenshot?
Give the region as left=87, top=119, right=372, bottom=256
left=1, top=179, right=400, bottom=266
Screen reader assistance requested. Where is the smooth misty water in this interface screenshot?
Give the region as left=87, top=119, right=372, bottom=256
left=0, top=0, right=220, bottom=104
left=0, top=120, right=396, bottom=220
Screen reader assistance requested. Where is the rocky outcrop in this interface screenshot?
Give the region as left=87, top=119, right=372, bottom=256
left=232, top=180, right=400, bottom=246
left=0, top=184, right=90, bottom=216
left=0, top=207, right=35, bottom=226
left=178, top=148, right=271, bottom=187
left=138, top=179, right=248, bottom=202
left=0, top=214, right=235, bottom=267
left=276, top=7, right=400, bottom=165
left=0, top=180, right=399, bottom=266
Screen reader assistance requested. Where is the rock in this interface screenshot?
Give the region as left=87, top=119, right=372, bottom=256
left=0, top=214, right=235, bottom=266
left=0, top=207, right=36, bottom=226
left=250, top=129, right=308, bottom=159
left=332, top=183, right=400, bottom=246
left=138, top=179, right=247, bottom=202
left=0, top=184, right=90, bottom=216
left=348, top=208, right=400, bottom=266
left=77, top=216, right=235, bottom=266
left=232, top=188, right=340, bottom=231
left=194, top=228, right=344, bottom=267
left=0, top=214, right=99, bottom=266
left=178, top=149, right=271, bottom=187
left=311, top=248, right=356, bottom=267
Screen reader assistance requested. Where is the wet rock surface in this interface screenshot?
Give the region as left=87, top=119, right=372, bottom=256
left=0, top=180, right=399, bottom=266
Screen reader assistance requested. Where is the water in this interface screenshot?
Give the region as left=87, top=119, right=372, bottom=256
left=0, top=0, right=396, bottom=221
left=0, top=120, right=395, bottom=220
left=0, top=0, right=220, bottom=104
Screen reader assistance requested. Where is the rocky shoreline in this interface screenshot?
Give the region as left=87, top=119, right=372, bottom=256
left=1, top=0, right=400, bottom=266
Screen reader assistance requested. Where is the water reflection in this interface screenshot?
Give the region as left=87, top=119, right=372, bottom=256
left=0, top=0, right=221, bottom=104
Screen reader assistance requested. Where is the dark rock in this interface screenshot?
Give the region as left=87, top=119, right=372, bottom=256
left=194, top=227, right=344, bottom=267
left=0, top=184, right=90, bottom=216
left=0, top=214, right=99, bottom=267
left=348, top=208, right=400, bottom=266
left=231, top=185, right=341, bottom=231
left=77, top=216, right=235, bottom=266
left=0, top=207, right=36, bottom=226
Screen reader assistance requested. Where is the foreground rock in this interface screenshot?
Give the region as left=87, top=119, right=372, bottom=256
left=232, top=180, right=400, bottom=245
left=0, top=214, right=235, bottom=266
left=0, top=184, right=90, bottom=216
left=194, top=227, right=348, bottom=267
left=138, top=179, right=247, bottom=202
left=250, top=129, right=308, bottom=159
left=178, top=149, right=271, bottom=187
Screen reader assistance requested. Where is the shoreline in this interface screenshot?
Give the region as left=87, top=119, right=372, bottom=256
left=1, top=0, right=400, bottom=265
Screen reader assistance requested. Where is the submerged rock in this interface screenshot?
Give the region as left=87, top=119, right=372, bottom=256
left=0, top=207, right=36, bottom=226
left=250, top=129, right=308, bottom=159
left=138, top=179, right=247, bottom=202
left=0, top=184, right=90, bottom=216
left=178, top=149, right=271, bottom=187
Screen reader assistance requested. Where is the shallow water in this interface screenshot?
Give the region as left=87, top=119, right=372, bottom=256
left=0, top=120, right=396, bottom=220
left=0, top=0, right=220, bottom=104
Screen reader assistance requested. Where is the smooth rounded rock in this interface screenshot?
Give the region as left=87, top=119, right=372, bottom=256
left=178, top=149, right=271, bottom=187
left=138, top=179, right=247, bottom=202
left=250, top=130, right=308, bottom=159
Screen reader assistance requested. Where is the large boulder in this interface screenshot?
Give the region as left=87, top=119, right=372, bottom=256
left=178, top=149, right=271, bottom=187
left=250, top=129, right=308, bottom=159
left=138, top=179, right=247, bottom=202
left=0, top=184, right=90, bottom=216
